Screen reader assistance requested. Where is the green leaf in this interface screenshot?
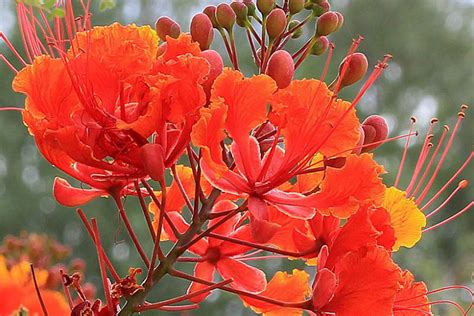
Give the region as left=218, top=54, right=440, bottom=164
left=99, top=0, right=116, bottom=11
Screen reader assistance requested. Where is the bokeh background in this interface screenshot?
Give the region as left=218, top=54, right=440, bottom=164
left=0, top=0, right=472, bottom=314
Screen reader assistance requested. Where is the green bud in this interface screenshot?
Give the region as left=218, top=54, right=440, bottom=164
left=257, top=0, right=275, bottom=16
left=289, top=0, right=305, bottom=15
left=231, top=2, right=249, bottom=27
left=288, top=20, right=303, bottom=39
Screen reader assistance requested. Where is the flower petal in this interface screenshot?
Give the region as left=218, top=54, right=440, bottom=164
left=187, top=261, right=216, bottom=303
left=216, top=258, right=266, bottom=293
left=53, top=177, right=108, bottom=207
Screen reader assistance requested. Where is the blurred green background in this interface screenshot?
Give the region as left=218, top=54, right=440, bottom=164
left=0, top=0, right=472, bottom=315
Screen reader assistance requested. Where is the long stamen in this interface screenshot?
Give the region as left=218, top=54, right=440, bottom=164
left=406, top=119, right=438, bottom=194
left=411, top=124, right=449, bottom=198
left=0, top=32, right=28, bottom=66
left=421, top=152, right=473, bottom=210
left=425, top=180, right=468, bottom=218
left=394, top=117, right=417, bottom=187
left=422, top=202, right=473, bottom=233
left=416, top=106, right=468, bottom=204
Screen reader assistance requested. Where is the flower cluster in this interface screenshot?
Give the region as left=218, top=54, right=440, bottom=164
left=1, top=0, right=472, bottom=315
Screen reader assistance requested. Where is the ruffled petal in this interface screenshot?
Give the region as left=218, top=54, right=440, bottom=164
left=382, top=187, right=426, bottom=251
left=309, top=153, right=386, bottom=218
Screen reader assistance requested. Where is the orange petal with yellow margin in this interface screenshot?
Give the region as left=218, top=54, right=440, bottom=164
left=382, top=187, right=426, bottom=251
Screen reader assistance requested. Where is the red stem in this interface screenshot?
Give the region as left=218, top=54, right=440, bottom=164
left=91, top=218, right=114, bottom=313
left=134, top=180, right=156, bottom=241
left=30, top=264, right=48, bottom=316
left=114, top=196, right=150, bottom=267
left=76, top=209, right=120, bottom=282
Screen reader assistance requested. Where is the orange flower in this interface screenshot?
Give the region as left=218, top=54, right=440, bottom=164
left=192, top=70, right=360, bottom=240
left=14, top=23, right=209, bottom=206
left=0, top=256, right=69, bottom=315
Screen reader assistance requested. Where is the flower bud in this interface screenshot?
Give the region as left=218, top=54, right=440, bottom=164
left=266, top=8, right=287, bottom=39
left=191, top=13, right=214, bottom=50
left=155, top=17, right=181, bottom=41
left=361, top=115, right=389, bottom=152
left=156, top=42, right=167, bottom=57
left=352, top=126, right=365, bottom=154
left=257, top=0, right=275, bottom=16
left=289, top=0, right=305, bottom=15
left=334, top=11, right=344, bottom=31
left=338, top=52, right=368, bottom=87
left=231, top=2, right=249, bottom=27
left=265, top=50, right=294, bottom=89
left=140, top=143, right=165, bottom=182
left=243, top=0, right=257, bottom=17
left=201, top=50, right=224, bottom=101
left=203, top=5, right=219, bottom=28
left=312, top=0, right=330, bottom=16
left=216, top=3, right=236, bottom=31
left=316, top=11, right=339, bottom=36
left=288, top=20, right=303, bottom=39
left=310, top=35, right=329, bottom=55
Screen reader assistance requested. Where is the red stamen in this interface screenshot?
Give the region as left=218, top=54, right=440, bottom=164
left=425, top=180, right=468, bottom=218
left=421, top=152, right=473, bottom=210
left=423, top=202, right=473, bottom=233
left=411, top=124, right=449, bottom=198
left=406, top=119, right=438, bottom=194
left=0, top=32, right=27, bottom=66
left=416, top=106, right=468, bottom=203
left=395, top=117, right=417, bottom=187
left=30, top=264, right=49, bottom=316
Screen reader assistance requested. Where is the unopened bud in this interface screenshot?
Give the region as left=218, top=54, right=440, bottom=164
left=243, top=0, right=257, bottom=17
left=231, top=2, right=249, bottom=27
left=257, top=0, right=275, bottom=16
left=352, top=126, right=365, bottom=154
left=312, top=1, right=330, bottom=16
left=266, top=8, right=287, bottom=39
left=191, top=13, right=214, bottom=50
left=334, top=12, right=344, bottom=31
left=265, top=50, right=294, bottom=89
left=140, top=143, right=165, bottom=182
left=288, top=20, right=303, bottom=39
left=316, top=11, right=339, bottom=36
left=216, top=3, right=236, bottom=31
left=361, top=115, right=389, bottom=152
left=310, top=36, right=329, bottom=55
left=201, top=50, right=224, bottom=101
left=155, top=17, right=181, bottom=41
left=338, top=52, right=368, bottom=87
left=203, top=6, right=219, bottom=28
left=289, top=0, right=305, bottom=15
left=70, top=258, right=87, bottom=271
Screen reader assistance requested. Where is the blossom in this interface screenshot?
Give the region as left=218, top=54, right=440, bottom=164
left=13, top=24, right=209, bottom=206
left=0, top=256, right=69, bottom=315
left=192, top=69, right=360, bottom=240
